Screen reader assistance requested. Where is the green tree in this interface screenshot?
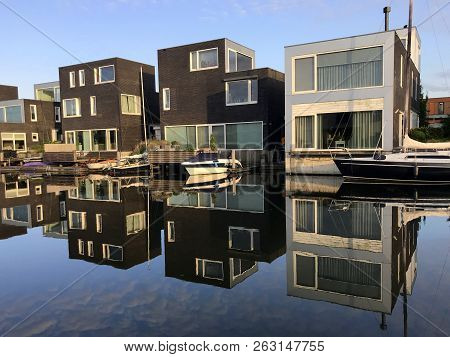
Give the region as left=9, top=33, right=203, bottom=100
left=418, top=85, right=428, bottom=127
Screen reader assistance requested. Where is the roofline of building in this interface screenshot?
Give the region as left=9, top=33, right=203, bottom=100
left=59, top=57, right=154, bottom=69
left=158, top=38, right=254, bottom=52
left=285, top=26, right=418, bottom=49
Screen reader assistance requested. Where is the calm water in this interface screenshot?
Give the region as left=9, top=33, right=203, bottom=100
left=0, top=173, right=449, bottom=337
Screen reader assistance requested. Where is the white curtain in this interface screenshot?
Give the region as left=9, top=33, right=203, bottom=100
left=295, top=116, right=314, bottom=148
left=348, top=111, right=382, bottom=149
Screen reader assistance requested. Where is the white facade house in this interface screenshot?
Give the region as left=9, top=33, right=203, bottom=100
left=285, top=28, right=421, bottom=174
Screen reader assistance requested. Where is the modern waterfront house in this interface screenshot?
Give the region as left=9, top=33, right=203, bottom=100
left=163, top=176, right=286, bottom=288
left=59, top=58, right=159, bottom=159
left=66, top=176, right=162, bottom=269
left=158, top=39, right=285, bottom=164
left=285, top=176, right=419, bottom=316
left=426, top=97, right=449, bottom=128
left=285, top=27, right=421, bottom=174
left=0, top=84, right=61, bottom=154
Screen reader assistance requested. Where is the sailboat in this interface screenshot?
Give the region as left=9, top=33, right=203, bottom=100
left=334, top=0, right=450, bottom=183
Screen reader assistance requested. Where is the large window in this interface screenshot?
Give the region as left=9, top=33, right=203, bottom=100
left=5, top=179, right=29, bottom=198
left=1, top=133, right=26, bottom=152
left=190, top=48, right=218, bottom=71
left=317, top=47, right=383, bottom=91
left=165, top=122, right=262, bottom=150
left=121, top=94, right=141, bottom=115
left=36, top=87, right=59, bottom=102
left=126, top=212, right=146, bottom=235
left=228, top=49, right=253, bottom=72
left=2, top=205, right=30, bottom=225
left=196, top=259, right=224, bottom=280
left=63, top=98, right=81, bottom=117
left=226, top=79, right=258, bottom=105
left=95, top=65, right=115, bottom=84
left=294, top=110, right=382, bottom=150
left=69, top=178, right=120, bottom=201
left=102, top=244, right=123, bottom=261
left=65, top=129, right=117, bottom=151
left=0, top=105, right=23, bottom=123
left=229, top=227, right=260, bottom=251
left=68, top=211, right=86, bottom=230
left=293, top=47, right=383, bottom=93
left=226, top=122, right=262, bottom=149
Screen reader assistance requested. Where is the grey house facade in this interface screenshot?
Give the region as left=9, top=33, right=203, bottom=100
left=158, top=39, right=284, bottom=164
left=285, top=28, right=421, bottom=174
left=60, top=58, right=158, bottom=158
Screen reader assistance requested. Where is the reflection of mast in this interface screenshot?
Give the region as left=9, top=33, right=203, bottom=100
left=380, top=313, right=387, bottom=330
left=401, top=213, right=409, bottom=337
left=402, top=0, right=414, bottom=141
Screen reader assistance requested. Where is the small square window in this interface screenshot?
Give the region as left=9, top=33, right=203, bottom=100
left=32, top=133, right=39, bottom=142
left=35, top=185, right=42, bottom=195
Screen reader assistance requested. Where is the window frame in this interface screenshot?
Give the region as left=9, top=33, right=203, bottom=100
left=69, top=71, right=76, bottom=88
left=195, top=258, right=224, bottom=281
left=35, top=185, right=42, bottom=195
left=292, top=54, right=317, bottom=94
left=95, top=65, right=116, bottom=84
left=293, top=252, right=318, bottom=289
left=162, top=88, right=170, bottom=111
left=62, top=98, right=81, bottom=118
left=64, top=128, right=118, bottom=152
left=228, top=226, right=259, bottom=251
left=68, top=210, right=87, bottom=230
left=167, top=221, right=175, bottom=242
left=87, top=241, right=94, bottom=257
left=78, top=239, right=85, bottom=255
left=96, top=213, right=102, bottom=233
left=90, top=96, right=97, bottom=116
left=31, top=133, right=39, bottom=142
left=55, top=106, right=61, bottom=122
left=30, top=104, right=38, bottom=122
left=36, top=204, right=44, bottom=222
left=120, top=94, right=141, bottom=115
left=79, top=69, right=85, bottom=86
left=190, top=47, right=219, bottom=72
left=126, top=211, right=146, bottom=235
left=1, top=132, right=27, bottom=152
left=102, top=244, right=124, bottom=261
left=227, top=48, right=254, bottom=73
left=225, top=79, right=258, bottom=106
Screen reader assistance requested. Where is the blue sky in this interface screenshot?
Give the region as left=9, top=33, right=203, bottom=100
left=0, top=0, right=448, bottom=99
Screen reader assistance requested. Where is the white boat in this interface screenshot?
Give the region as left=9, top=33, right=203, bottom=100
left=182, top=153, right=242, bottom=175
left=87, top=154, right=150, bottom=174
left=184, top=173, right=242, bottom=191
left=87, top=160, right=117, bottom=171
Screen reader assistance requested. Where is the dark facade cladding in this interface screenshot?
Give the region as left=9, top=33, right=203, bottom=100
left=59, top=58, right=158, bottom=155
left=0, top=85, right=18, bottom=101
left=0, top=98, right=61, bottom=152
left=66, top=178, right=162, bottom=269
left=158, top=39, right=284, bottom=161
left=163, top=177, right=286, bottom=288
left=392, top=33, right=421, bottom=148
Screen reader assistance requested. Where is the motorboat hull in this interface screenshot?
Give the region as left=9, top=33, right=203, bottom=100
left=334, top=156, right=450, bottom=183
left=182, top=158, right=242, bottom=176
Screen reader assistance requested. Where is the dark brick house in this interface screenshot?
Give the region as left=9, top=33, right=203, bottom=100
left=59, top=58, right=158, bottom=159
left=0, top=84, right=61, bottom=155
left=158, top=39, right=285, bottom=164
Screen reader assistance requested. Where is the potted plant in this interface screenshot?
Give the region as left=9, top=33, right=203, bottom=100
left=209, top=134, right=217, bottom=152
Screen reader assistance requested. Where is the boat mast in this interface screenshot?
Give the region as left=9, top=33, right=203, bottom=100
left=402, top=0, right=414, bottom=146
left=140, top=66, right=148, bottom=147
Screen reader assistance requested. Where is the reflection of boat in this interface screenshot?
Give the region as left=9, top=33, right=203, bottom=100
left=87, top=154, right=150, bottom=174
left=334, top=150, right=450, bottom=183
left=182, top=153, right=242, bottom=175
left=184, top=173, right=242, bottom=191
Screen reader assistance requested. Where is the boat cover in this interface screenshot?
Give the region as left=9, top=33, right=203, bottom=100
left=188, top=152, right=219, bottom=162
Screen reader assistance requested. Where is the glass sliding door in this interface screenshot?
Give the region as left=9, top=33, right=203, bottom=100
left=225, top=122, right=262, bottom=149
left=76, top=131, right=91, bottom=152
left=211, top=125, right=225, bottom=148
left=197, top=126, right=209, bottom=148
left=92, top=130, right=107, bottom=151
left=165, top=126, right=196, bottom=149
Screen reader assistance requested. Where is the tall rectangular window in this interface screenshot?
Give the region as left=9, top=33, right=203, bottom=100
left=295, top=116, right=315, bottom=148
left=121, top=94, right=141, bottom=115
left=90, top=96, right=97, bottom=116
left=78, top=239, right=84, bottom=255
left=30, top=105, right=37, bottom=122
left=79, top=70, right=85, bottom=86
left=190, top=48, right=218, bottom=71
left=400, top=55, right=404, bottom=88
left=55, top=106, right=61, bottom=122
left=162, top=88, right=170, bottom=111
left=167, top=221, right=175, bottom=242
left=69, top=71, right=76, bottom=88
left=95, top=65, right=115, bottom=84
left=36, top=205, right=43, bottom=222
left=96, top=214, right=102, bottom=233
left=87, top=241, right=94, bottom=257
left=226, top=79, right=258, bottom=105
left=294, top=56, right=315, bottom=92
left=317, top=46, right=383, bottom=91
left=438, top=102, right=444, bottom=115
left=63, top=98, right=81, bottom=117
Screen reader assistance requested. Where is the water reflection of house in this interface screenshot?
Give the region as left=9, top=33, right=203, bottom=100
left=0, top=174, right=66, bottom=236
left=286, top=176, right=419, bottom=316
left=67, top=177, right=162, bottom=270
left=163, top=177, right=285, bottom=288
